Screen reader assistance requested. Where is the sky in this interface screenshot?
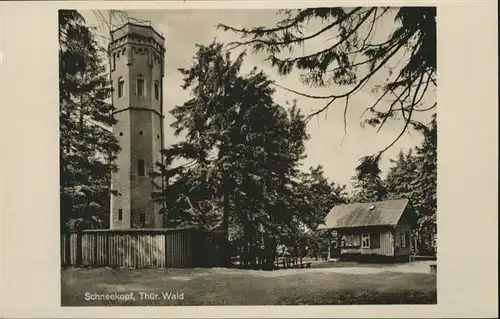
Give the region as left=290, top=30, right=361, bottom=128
left=80, top=9, right=434, bottom=191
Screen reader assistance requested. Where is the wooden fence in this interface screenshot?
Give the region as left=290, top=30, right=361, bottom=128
left=61, top=227, right=228, bottom=269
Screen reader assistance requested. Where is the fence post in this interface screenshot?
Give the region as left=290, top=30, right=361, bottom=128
left=76, top=231, right=83, bottom=266
left=63, top=233, right=71, bottom=266
left=164, top=230, right=169, bottom=268
left=223, top=233, right=230, bottom=267
left=105, top=232, right=110, bottom=266
left=93, top=232, right=98, bottom=266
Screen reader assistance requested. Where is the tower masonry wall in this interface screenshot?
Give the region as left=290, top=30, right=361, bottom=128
left=109, top=23, right=165, bottom=230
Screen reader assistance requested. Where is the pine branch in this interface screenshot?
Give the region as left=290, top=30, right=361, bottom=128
left=269, top=8, right=374, bottom=65
left=224, top=8, right=365, bottom=51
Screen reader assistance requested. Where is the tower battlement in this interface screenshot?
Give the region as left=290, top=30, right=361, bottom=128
left=109, top=22, right=165, bottom=230
left=111, top=22, right=165, bottom=42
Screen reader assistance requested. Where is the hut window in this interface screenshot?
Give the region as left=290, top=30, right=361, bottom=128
left=138, top=159, right=145, bottom=176
left=401, top=231, right=409, bottom=248
left=118, top=209, right=123, bottom=221
left=371, top=232, right=381, bottom=249
left=361, top=233, right=370, bottom=248
left=137, top=76, right=144, bottom=96
left=154, top=81, right=159, bottom=100
left=353, top=235, right=361, bottom=247
left=117, top=77, right=124, bottom=98
left=347, top=235, right=354, bottom=247
left=342, top=234, right=361, bottom=248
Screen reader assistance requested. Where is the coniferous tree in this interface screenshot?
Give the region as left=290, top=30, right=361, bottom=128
left=385, top=149, right=419, bottom=200
left=413, top=114, right=437, bottom=220
left=59, top=10, right=120, bottom=232
left=292, top=166, right=348, bottom=229
left=385, top=114, right=436, bottom=253
left=351, top=157, right=387, bottom=203
left=291, top=166, right=348, bottom=259
left=218, top=7, right=436, bottom=162
left=153, top=42, right=309, bottom=267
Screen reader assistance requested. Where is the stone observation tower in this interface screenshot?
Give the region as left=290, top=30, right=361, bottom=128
left=108, top=22, right=165, bottom=229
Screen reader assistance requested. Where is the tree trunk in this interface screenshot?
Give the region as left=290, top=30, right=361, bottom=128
left=327, top=238, right=331, bottom=260
left=242, top=222, right=250, bottom=267
left=249, top=229, right=256, bottom=269
left=262, top=236, right=275, bottom=270
left=222, top=170, right=230, bottom=267
left=293, top=245, right=297, bottom=265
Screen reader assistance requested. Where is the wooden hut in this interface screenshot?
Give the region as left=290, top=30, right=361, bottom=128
left=318, top=199, right=418, bottom=262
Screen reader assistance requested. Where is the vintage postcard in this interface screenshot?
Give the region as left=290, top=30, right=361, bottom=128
left=0, top=1, right=498, bottom=318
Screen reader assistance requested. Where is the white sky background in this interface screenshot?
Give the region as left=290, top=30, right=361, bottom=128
left=80, top=9, right=435, bottom=191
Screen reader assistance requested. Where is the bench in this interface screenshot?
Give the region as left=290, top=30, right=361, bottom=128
left=297, top=262, right=312, bottom=269
left=410, top=255, right=437, bottom=262
left=274, top=258, right=312, bottom=269
left=429, top=264, right=437, bottom=273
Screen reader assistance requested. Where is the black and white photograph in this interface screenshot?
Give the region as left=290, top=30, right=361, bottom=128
left=1, top=0, right=499, bottom=316
left=2, top=0, right=499, bottom=317
left=58, top=7, right=439, bottom=306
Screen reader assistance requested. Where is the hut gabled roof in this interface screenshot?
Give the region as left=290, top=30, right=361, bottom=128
left=318, top=199, right=415, bottom=230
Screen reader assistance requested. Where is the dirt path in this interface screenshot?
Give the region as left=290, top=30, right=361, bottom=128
left=209, top=261, right=436, bottom=277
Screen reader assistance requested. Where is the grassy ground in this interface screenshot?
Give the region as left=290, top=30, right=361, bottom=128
left=61, top=264, right=437, bottom=306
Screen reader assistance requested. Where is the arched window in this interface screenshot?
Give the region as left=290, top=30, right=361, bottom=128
left=137, top=75, right=145, bottom=97
left=154, top=81, right=160, bottom=100
left=117, top=77, right=124, bottom=98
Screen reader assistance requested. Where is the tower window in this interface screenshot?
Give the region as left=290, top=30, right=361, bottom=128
left=138, top=159, right=145, bottom=176
left=118, top=209, right=123, bottom=221
left=119, top=132, right=123, bottom=136
left=139, top=130, right=143, bottom=135
left=139, top=213, right=146, bottom=227
left=117, top=78, right=124, bottom=98
left=154, top=81, right=159, bottom=100
left=112, top=53, right=116, bottom=70
left=137, top=76, right=144, bottom=97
